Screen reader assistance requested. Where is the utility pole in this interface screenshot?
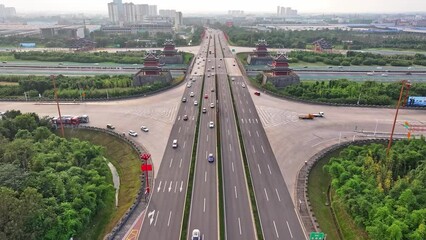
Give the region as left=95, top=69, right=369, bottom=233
left=386, top=80, right=410, bottom=157
left=52, top=75, right=65, bottom=138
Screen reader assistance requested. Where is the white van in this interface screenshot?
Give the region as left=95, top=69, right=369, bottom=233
left=172, top=139, right=178, bottom=148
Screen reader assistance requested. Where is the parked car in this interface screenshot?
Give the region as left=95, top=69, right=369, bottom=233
left=106, top=124, right=115, bottom=129
left=140, top=126, right=149, bottom=132
left=254, top=91, right=261, bottom=96
left=128, top=130, right=138, bottom=137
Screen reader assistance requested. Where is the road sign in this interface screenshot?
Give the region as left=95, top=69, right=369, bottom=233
left=310, top=232, right=325, bottom=240
left=141, top=164, right=152, bottom=171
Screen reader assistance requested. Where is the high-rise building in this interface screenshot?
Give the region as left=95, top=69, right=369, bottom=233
left=228, top=10, right=244, bottom=16
left=276, top=6, right=298, bottom=17
left=135, top=4, right=149, bottom=22
left=0, top=4, right=16, bottom=18
left=123, top=2, right=136, bottom=23
left=277, top=6, right=280, bottom=16
left=108, top=2, right=119, bottom=23
left=148, top=5, right=157, bottom=16
left=159, top=9, right=176, bottom=18
left=175, top=12, right=183, bottom=30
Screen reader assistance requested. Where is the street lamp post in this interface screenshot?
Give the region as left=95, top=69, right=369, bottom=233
left=386, top=80, right=411, bottom=156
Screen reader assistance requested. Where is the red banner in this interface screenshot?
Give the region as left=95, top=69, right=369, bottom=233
left=141, top=164, right=153, bottom=172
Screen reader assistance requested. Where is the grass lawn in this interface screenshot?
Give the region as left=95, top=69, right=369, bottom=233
left=0, top=55, right=15, bottom=62
left=0, top=82, right=19, bottom=86
left=62, top=128, right=141, bottom=240
left=308, top=150, right=370, bottom=240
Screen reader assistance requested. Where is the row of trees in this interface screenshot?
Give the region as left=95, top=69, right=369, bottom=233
left=0, top=111, right=114, bottom=239
left=0, top=75, right=172, bottom=99
left=215, top=24, right=426, bottom=51
left=254, top=77, right=426, bottom=105
left=288, top=51, right=426, bottom=67
left=324, top=139, right=426, bottom=239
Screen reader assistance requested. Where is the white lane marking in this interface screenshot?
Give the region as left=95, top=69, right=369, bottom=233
left=178, top=116, right=181, bottom=121
left=187, top=127, right=189, bottom=131
left=264, top=188, right=269, bottom=201
left=207, top=134, right=209, bottom=142
left=246, top=100, right=248, bottom=104
left=148, top=210, right=155, bottom=225
left=248, top=130, right=251, bottom=137
left=252, top=145, right=256, bottom=153
left=157, top=181, right=162, bottom=192
left=183, top=141, right=186, bottom=149
left=179, top=158, right=183, bottom=168
left=180, top=181, right=183, bottom=192
left=261, top=145, right=265, bottom=154
left=257, top=164, right=262, bottom=174
left=249, top=119, right=252, bottom=124
left=192, top=116, right=195, bottom=120
left=232, top=162, right=234, bottom=172
left=234, top=186, right=238, bottom=199
left=154, top=211, right=159, bottom=226
left=178, top=127, right=181, bottom=133
left=167, top=211, right=172, bottom=226
left=169, top=158, right=173, bottom=168
left=273, top=220, right=279, bottom=238
left=163, top=181, right=167, bottom=192
left=241, top=118, right=244, bottom=123
left=205, top=171, right=207, bottom=182
left=229, top=143, right=232, bottom=151
left=255, top=118, right=258, bottom=123
left=240, top=100, right=242, bottom=104
left=275, top=188, right=281, bottom=202
left=268, top=164, right=272, bottom=175
left=238, top=217, right=242, bottom=235
left=249, top=108, right=252, bottom=113
left=206, top=151, right=208, bottom=158
left=287, top=221, right=293, bottom=238
left=256, top=131, right=259, bottom=137
left=168, top=181, right=172, bottom=192
left=203, top=198, right=206, bottom=212
left=242, top=108, right=245, bottom=113
left=174, top=181, right=178, bottom=193
left=228, top=129, right=230, bottom=135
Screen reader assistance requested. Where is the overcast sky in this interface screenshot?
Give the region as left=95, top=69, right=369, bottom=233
left=2, top=0, right=426, bottom=14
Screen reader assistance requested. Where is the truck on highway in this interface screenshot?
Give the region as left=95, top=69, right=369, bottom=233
left=312, top=112, right=325, bottom=117
left=298, top=114, right=315, bottom=120
left=51, top=115, right=89, bottom=125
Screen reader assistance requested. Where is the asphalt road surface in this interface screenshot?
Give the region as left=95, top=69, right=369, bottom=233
left=137, top=38, right=210, bottom=240
left=220, top=32, right=307, bottom=239
left=187, top=31, right=219, bottom=240
left=215, top=32, right=257, bottom=240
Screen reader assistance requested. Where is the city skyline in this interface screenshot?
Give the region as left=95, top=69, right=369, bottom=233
left=2, top=0, right=426, bottom=14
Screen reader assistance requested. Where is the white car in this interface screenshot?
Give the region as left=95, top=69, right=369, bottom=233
left=231, top=77, right=235, bottom=81
left=194, top=101, right=198, bottom=106
left=140, top=126, right=149, bottom=132
left=242, top=83, right=246, bottom=88
left=128, top=130, right=138, bottom=137
left=210, top=103, right=215, bottom=108
left=190, top=92, right=195, bottom=97
left=209, top=121, right=214, bottom=128
left=192, top=229, right=200, bottom=240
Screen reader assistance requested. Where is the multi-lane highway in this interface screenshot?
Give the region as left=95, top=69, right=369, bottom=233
left=215, top=33, right=257, bottom=240
left=219, top=32, right=306, bottom=239
left=137, top=36, right=210, bottom=240
left=187, top=33, right=219, bottom=240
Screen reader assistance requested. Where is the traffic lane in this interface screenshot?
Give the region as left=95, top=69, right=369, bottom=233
left=218, top=82, right=256, bottom=238
left=232, top=82, right=306, bottom=239
left=231, top=82, right=306, bottom=239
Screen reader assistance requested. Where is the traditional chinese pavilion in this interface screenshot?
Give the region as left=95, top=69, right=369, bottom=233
left=141, top=53, right=161, bottom=75
left=247, top=39, right=273, bottom=65
left=133, top=52, right=172, bottom=86
left=261, top=54, right=300, bottom=88
left=163, top=39, right=178, bottom=57
left=160, top=39, right=183, bottom=64
left=271, top=54, right=292, bottom=76
left=312, top=38, right=333, bottom=53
